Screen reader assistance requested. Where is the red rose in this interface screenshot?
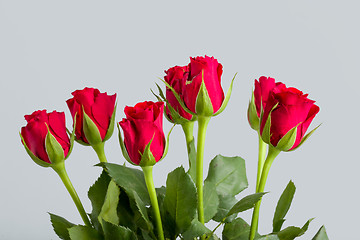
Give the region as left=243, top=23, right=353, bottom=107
left=21, top=110, right=70, bottom=164
left=248, top=76, right=286, bottom=130
left=119, top=101, right=165, bottom=165
left=182, top=56, right=224, bottom=116
left=260, top=85, right=320, bottom=151
left=164, top=65, right=193, bottom=122
left=66, top=87, right=116, bottom=145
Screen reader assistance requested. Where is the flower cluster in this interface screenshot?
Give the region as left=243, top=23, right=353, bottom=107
left=20, top=56, right=326, bottom=240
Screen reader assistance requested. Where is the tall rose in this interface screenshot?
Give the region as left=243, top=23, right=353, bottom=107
left=164, top=65, right=193, bottom=123
left=66, top=87, right=116, bottom=145
left=119, top=101, right=166, bottom=166
left=260, top=85, right=320, bottom=151
left=248, top=76, right=286, bottom=130
left=182, top=56, right=224, bottom=116
left=20, top=110, right=71, bottom=165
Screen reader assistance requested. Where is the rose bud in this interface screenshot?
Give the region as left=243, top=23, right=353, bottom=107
left=20, top=110, right=74, bottom=167
left=66, top=87, right=116, bottom=146
left=118, top=101, right=166, bottom=166
left=260, top=85, right=320, bottom=151
left=164, top=65, right=194, bottom=124
left=248, top=76, right=286, bottom=131
left=182, top=56, right=225, bottom=116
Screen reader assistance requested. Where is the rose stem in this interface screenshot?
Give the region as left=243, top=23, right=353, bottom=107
left=181, top=121, right=195, bottom=177
left=249, top=146, right=280, bottom=240
left=196, top=116, right=210, bottom=229
left=52, top=162, right=92, bottom=227
left=256, top=132, right=267, bottom=190
left=92, top=142, right=107, bottom=163
left=142, top=166, right=164, bottom=240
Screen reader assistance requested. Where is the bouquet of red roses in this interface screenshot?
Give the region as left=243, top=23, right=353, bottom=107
left=20, top=56, right=328, bottom=240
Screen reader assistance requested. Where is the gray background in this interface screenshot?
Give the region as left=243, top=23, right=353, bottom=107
left=0, top=1, right=358, bottom=239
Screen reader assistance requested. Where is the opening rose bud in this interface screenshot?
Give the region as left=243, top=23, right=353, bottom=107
left=260, top=85, right=320, bottom=151
left=119, top=101, right=166, bottom=166
left=66, top=87, right=116, bottom=146
left=182, top=56, right=225, bottom=116
left=164, top=65, right=193, bottom=123
left=248, top=76, right=286, bottom=131
left=20, top=110, right=71, bottom=166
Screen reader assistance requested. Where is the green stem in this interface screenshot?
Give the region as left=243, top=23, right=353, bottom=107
left=249, top=146, right=280, bottom=240
left=196, top=116, right=210, bottom=229
left=52, top=162, right=91, bottom=227
left=92, top=142, right=107, bottom=163
left=181, top=121, right=195, bottom=175
left=256, top=132, right=267, bottom=190
left=142, top=166, right=164, bottom=240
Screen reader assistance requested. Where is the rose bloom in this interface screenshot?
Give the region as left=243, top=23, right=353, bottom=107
left=182, top=56, right=224, bottom=115
left=21, top=110, right=70, bottom=163
left=164, top=65, right=193, bottom=122
left=119, top=101, right=165, bottom=165
left=66, top=87, right=116, bottom=143
left=260, top=84, right=320, bottom=150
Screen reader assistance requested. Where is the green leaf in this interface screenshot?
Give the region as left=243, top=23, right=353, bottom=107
left=117, top=188, right=136, bottom=230
left=256, top=235, right=280, bottom=240
left=213, top=73, right=236, bottom=116
left=203, top=181, right=220, bottom=223
left=68, top=225, right=102, bottom=240
left=273, top=181, right=296, bottom=232
left=98, top=180, right=120, bottom=226
left=277, top=219, right=313, bottom=240
left=164, top=166, right=197, bottom=234
left=312, top=226, right=329, bottom=240
left=49, top=213, right=75, bottom=240
left=102, top=163, right=150, bottom=205
left=227, top=192, right=266, bottom=217
left=102, top=220, right=137, bottom=240
left=182, top=219, right=210, bottom=239
left=186, top=138, right=197, bottom=182
left=132, top=190, right=153, bottom=231
left=88, top=170, right=112, bottom=231
left=205, top=155, right=248, bottom=196
left=212, top=194, right=238, bottom=222
left=223, top=217, right=259, bottom=240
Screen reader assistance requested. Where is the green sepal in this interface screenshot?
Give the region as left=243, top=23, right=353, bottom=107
left=261, top=103, right=278, bottom=144
left=158, top=124, right=176, bottom=162
left=247, top=90, right=260, bottom=131
left=213, top=72, right=237, bottom=116
left=195, top=73, right=214, bottom=116
left=82, top=108, right=103, bottom=146
left=45, top=124, right=65, bottom=165
left=160, top=78, right=196, bottom=116
left=275, top=125, right=298, bottom=151
left=117, top=123, right=134, bottom=165
left=20, top=132, right=51, bottom=167
left=152, top=82, right=196, bottom=124
left=65, top=115, right=76, bottom=160
left=290, top=124, right=321, bottom=151
left=103, top=102, right=117, bottom=142
left=139, top=138, right=157, bottom=167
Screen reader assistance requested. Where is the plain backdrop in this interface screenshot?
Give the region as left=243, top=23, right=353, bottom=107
left=1, top=1, right=358, bottom=239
